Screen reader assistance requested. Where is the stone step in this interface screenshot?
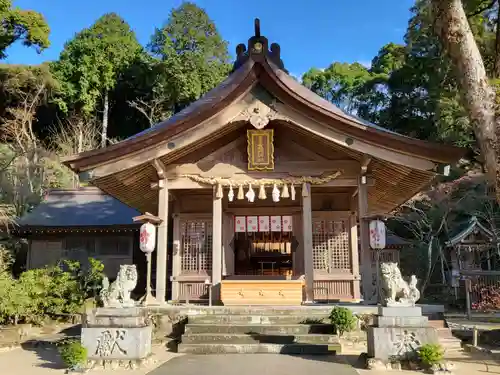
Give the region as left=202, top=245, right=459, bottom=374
left=177, top=343, right=340, bottom=355
left=439, top=337, right=463, bottom=351
left=187, top=314, right=327, bottom=324
left=186, top=308, right=333, bottom=316
left=437, top=328, right=454, bottom=338
left=428, top=320, right=446, bottom=329
left=184, top=323, right=335, bottom=335
left=181, top=333, right=338, bottom=345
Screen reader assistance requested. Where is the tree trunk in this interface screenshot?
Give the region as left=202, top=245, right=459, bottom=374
left=101, top=91, right=109, bottom=148
left=432, top=0, right=499, bottom=198
left=420, top=235, right=434, bottom=298
left=76, top=123, right=83, bottom=188
left=495, top=3, right=500, bottom=78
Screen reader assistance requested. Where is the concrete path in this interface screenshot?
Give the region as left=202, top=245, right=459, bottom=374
left=0, top=344, right=498, bottom=375
left=147, top=354, right=358, bottom=375
left=0, top=345, right=181, bottom=375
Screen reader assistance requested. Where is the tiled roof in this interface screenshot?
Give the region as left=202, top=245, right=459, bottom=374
left=16, top=188, right=140, bottom=228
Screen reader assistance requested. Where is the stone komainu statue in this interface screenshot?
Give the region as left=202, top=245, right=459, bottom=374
left=99, top=265, right=138, bottom=308
left=379, top=262, right=420, bottom=306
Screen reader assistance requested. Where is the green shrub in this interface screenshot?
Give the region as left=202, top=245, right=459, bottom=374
left=0, top=257, right=105, bottom=325
left=417, top=343, right=444, bottom=367
left=58, top=339, right=87, bottom=369
left=328, top=307, right=357, bottom=336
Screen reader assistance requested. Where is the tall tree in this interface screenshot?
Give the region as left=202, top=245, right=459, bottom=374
left=0, top=0, right=50, bottom=59
left=431, top=0, right=499, bottom=199
left=53, top=13, right=143, bottom=147
left=149, top=2, right=231, bottom=111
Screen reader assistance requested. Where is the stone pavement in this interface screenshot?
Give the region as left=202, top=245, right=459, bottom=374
left=0, top=344, right=499, bottom=375
left=147, top=354, right=357, bottom=375
left=0, top=345, right=181, bottom=375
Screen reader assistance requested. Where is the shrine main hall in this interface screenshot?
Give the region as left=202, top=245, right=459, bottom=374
left=63, top=20, right=464, bottom=306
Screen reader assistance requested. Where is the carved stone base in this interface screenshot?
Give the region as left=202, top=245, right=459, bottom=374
left=367, top=326, right=438, bottom=361
left=361, top=352, right=454, bottom=372
left=86, top=354, right=155, bottom=371
left=430, top=361, right=455, bottom=374
left=82, top=307, right=152, bottom=362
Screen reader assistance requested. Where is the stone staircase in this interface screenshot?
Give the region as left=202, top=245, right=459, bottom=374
left=173, top=307, right=462, bottom=355
left=178, top=309, right=341, bottom=355
left=428, top=318, right=463, bottom=352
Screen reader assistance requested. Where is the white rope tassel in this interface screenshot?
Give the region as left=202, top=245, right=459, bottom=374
left=246, top=185, right=255, bottom=202
left=237, top=185, right=244, bottom=200
left=302, top=183, right=309, bottom=197
left=272, top=184, right=280, bottom=202
left=281, top=183, right=289, bottom=199
left=290, top=184, right=296, bottom=201
left=216, top=183, right=223, bottom=199
left=258, top=184, right=267, bottom=200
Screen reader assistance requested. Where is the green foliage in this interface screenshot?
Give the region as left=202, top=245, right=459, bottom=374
left=0, top=0, right=50, bottom=59
left=53, top=13, right=143, bottom=118
left=58, top=339, right=88, bottom=369
left=149, top=2, right=230, bottom=110
left=417, top=343, right=444, bottom=367
left=328, top=307, right=357, bottom=336
left=0, top=258, right=104, bottom=325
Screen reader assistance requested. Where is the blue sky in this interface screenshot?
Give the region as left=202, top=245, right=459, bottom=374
left=6, top=0, right=415, bottom=77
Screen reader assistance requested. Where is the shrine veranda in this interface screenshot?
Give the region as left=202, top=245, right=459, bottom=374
left=62, top=20, right=465, bottom=306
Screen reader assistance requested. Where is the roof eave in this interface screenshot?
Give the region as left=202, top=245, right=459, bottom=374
left=258, top=58, right=465, bottom=165
left=62, top=59, right=259, bottom=173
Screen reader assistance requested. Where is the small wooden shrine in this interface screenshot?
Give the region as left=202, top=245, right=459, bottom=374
left=446, top=216, right=497, bottom=275
left=62, top=20, right=465, bottom=305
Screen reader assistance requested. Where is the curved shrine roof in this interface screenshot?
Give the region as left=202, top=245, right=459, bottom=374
left=62, top=21, right=464, bottom=173
left=60, top=19, right=467, bottom=215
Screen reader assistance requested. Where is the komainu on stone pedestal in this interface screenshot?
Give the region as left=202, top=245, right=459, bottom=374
left=379, top=262, right=420, bottom=307
left=99, top=265, right=138, bottom=308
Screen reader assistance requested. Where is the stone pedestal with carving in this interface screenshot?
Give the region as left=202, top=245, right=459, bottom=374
left=367, top=306, right=438, bottom=363
left=82, top=307, right=152, bottom=369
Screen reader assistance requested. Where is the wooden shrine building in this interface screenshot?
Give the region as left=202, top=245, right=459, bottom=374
left=62, top=20, right=464, bottom=305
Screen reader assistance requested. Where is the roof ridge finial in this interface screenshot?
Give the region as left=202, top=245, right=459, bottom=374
left=254, top=18, right=261, bottom=38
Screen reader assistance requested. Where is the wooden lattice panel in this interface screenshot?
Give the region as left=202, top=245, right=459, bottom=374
left=312, top=218, right=351, bottom=273
left=181, top=219, right=213, bottom=273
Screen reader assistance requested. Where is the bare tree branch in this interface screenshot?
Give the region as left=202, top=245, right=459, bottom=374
left=467, top=0, right=496, bottom=17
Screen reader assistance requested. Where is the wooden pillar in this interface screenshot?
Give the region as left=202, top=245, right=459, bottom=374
left=171, top=213, right=181, bottom=301
left=358, top=176, right=372, bottom=303
left=302, top=183, right=314, bottom=303
left=212, top=188, right=223, bottom=303
left=350, top=211, right=361, bottom=300
left=156, top=178, right=169, bottom=303
left=223, top=213, right=234, bottom=276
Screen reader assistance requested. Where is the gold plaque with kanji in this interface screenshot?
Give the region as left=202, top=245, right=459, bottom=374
left=247, top=129, right=274, bottom=171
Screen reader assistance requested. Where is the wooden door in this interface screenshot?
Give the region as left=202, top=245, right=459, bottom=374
left=311, top=211, right=356, bottom=301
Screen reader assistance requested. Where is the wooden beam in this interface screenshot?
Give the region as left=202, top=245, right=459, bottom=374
left=164, top=176, right=375, bottom=190
left=360, top=156, right=372, bottom=175
left=152, top=159, right=167, bottom=179
left=164, top=160, right=360, bottom=179
left=357, top=176, right=372, bottom=304
left=274, top=103, right=437, bottom=171
left=212, top=187, right=223, bottom=302
left=155, top=179, right=169, bottom=303
left=302, top=183, right=314, bottom=302
left=133, top=212, right=163, bottom=224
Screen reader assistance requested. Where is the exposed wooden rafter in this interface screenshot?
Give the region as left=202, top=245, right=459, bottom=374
left=151, top=159, right=167, bottom=179
left=360, top=156, right=372, bottom=175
